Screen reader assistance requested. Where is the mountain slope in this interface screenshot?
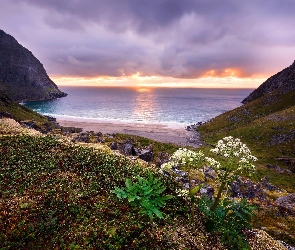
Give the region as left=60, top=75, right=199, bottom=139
left=0, top=89, right=47, bottom=122
left=0, top=30, right=66, bottom=102
left=198, top=62, right=295, bottom=177
left=242, top=60, right=295, bottom=104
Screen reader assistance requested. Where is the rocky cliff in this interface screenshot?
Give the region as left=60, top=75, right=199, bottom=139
left=0, top=29, right=67, bottom=102
left=242, top=60, right=295, bottom=104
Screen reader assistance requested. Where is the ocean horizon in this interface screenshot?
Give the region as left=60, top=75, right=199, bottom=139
left=23, top=86, right=253, bottom=127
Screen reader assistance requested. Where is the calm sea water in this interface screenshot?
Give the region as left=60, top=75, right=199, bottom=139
left=23, top=87, right=252, bottom=127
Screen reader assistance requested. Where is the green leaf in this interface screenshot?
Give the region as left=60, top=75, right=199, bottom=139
left=152, top=208, right=163, bottom=219
left=189, top=185, right=203, bottom=196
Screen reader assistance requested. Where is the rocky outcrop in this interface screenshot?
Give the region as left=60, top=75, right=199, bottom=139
left=242, top=60, right=295, bottom=104
left=0, top=29, right=67, bottom=102
left=275, top=194, right=295, bottom=216
left=231, top=177, right=267, bottom=200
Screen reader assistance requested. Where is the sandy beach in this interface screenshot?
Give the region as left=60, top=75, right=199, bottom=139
left=57, top=119, right=202, bottom=147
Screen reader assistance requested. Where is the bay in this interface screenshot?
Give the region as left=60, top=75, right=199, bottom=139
left=23, top=87, right=253, bottom=127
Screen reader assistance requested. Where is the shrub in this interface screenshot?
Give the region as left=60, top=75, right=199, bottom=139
left=111, top=173, right=172, bottom=221
left=198, top=195, right=257, bottom=250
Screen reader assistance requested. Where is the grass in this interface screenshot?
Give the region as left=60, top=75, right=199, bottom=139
left=0, top=134, right=228, bottom=249
left=197, top=89, right=295, bottom=246
left=106, top=133, right=181, bottom=156
left=0, top=90, right=47, bottom=123
left=1, top=83, right=295, bottom=247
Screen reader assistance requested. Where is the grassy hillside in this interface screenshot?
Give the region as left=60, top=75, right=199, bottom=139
left=0, top=134, right=227, bottom=249
left=0, top=90, right=47, bottom=122
left=198, top=89, right=295, bottom=190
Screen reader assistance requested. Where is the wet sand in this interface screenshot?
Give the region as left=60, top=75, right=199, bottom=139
left=57, top=119, right=202, bottom=147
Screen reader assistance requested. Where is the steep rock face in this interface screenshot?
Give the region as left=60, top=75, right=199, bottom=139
left=0, top=29, right=67, bottom=102
left=242, top=60, right=295, bottom=104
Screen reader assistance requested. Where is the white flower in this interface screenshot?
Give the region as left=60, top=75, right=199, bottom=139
left=170, top=148, right=205, bottom=169
left=205, top=157, right=221, bottom=170
left=176, top=188, right=189, bottom=197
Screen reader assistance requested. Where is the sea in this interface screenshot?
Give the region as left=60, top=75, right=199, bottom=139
left=22, top=87, right=253, bottom=128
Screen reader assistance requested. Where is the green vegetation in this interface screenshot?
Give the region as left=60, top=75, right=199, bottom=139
left=108, top=133, right=180, bottom=155
left=161, top=138, right=259, bottom=249
left=198, top=89, right=295, bottom=191
left=197, top=90, right=295, bottom=246
left=1, top=82, right=294, bottom=248
left=0, top=90, right=47, bottom=123
left=0, top=135, right=186, bottom=249
left=198, top=196, right=256, bottom=250
left=112, top=174, right=172, bottom=221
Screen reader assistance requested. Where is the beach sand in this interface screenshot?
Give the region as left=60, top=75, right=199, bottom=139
left=57, top=119, right=202, bottom=147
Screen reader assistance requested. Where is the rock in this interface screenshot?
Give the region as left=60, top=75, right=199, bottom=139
left=119, top=140, right=135, bottom=156
left=231, top=177, right=267, bottom=200
left=265, top=164, right=285, bottom=174
left=171, top=167, right=188, bottom=177
left=110, top=142, right=118, bottom=150
left=155, top=151, right=170, bottom=167
left=275, top=193, right=295, bottom=216
left=20, top=120, right=42, bottom=131
left=200, top=185, right=214, bottom=199
left=137, top=144, right=154, bottom=163
left=44, top=115, right=56, bottom=122
left=75, top=132, right=90, bottom=143
left=276, top=158, right=295, bottom=173
left=260, top=176, right=281, bottom=192
left=72, top=131, right=104, bottom=143
left=277, top=240, right=295, bottom=250
left=0, top=29, right=67, bottom=102
left=204, top=166, right=216, bottom=180
left=0, top=111, right=15, bottom=119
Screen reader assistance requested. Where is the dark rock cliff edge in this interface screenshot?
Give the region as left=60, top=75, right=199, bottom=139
left=0, top=29, right=67, bottom=102
left=243, top=60, right=295, bottom=104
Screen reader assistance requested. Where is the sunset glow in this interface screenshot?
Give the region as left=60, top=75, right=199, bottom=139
left=52, top=75, right=266, bottom=89
left=1, top=0, right=294, bottom=88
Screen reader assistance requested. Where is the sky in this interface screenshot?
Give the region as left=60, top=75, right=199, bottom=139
left=1, top=0, right=295, bottom=88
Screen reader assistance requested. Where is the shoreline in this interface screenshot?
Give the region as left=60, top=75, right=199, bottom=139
left=56, top=118, right=203, bottom=147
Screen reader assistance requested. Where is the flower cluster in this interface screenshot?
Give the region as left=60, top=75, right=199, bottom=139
left=176, top=188, right=189, bottom=197
left=160, top=161, right=174, bottom=173
left=205, top=157, right=221, bottom=170
left=210, top=136, right=257, bottom=175
left=170, top=148, right=205, bottom=169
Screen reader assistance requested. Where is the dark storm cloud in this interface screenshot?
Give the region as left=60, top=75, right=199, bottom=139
left=1, top=0, right=295, bottom=80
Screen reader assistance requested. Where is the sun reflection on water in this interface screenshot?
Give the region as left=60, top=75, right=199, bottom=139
left=132, top=88, right=157, bottom=122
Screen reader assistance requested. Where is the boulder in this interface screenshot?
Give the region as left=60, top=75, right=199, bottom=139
left=200, top=185, right=214, bottom=199
left=275, top=194, right=295, bottom=216
left=137, top=144, right=154, bottom=163
left=204, top=166, right=216, bottom=180
left=231, top=177, right=267, bottom=200
left=110, top=142, right=118, bottom=150
left=266, top=164, right=287, bottom=174
left=155, top=151, right=170, bottom=167
left=260, top=176, right=281, bottom=192
left=75, top=132, right=90, bottom=143
left=119, top=140, right=135, bottom=156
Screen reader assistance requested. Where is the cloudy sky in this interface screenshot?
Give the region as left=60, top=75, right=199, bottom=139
left=1, top=0, right=295, bottom=88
